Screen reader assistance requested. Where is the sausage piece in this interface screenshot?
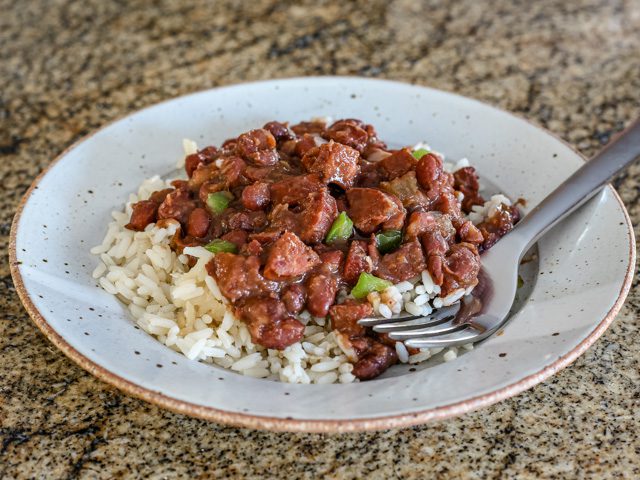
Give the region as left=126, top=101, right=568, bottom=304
left=298, top=188, right=338, bottom=244
left=458, top=220, right=484, bottom=244
left=305, top=272, right=338, bottom=318
left=302, top=141, right=360, bottom=189
left=441, top=243, right=481, bottom=295
left=323, top=119, right=369, bottom=152
left=377, top=148, right=416, bottom=180
left=270, top=174, right=323, bottom=206
left=405, top=211, right=455, bottom=243
left=294, top=134, right=319, bottom=157
left=263, top=232, right=321, bottom=281
left=157, top=188, right=196, bottom=226
left=206, top=253, right=278, bottom=302
left=329, top=300, right=372, bottom=336
left=343, top=240, right=376, bottom=285
left=237, top=297, right=305, bottom=350
left=236, top=129, right=278, bottom=166
left=375, top=241, right=427, bottom=283
left=126, top=200, right=159, bottom=231
left=346, top=188, right=403, bottom=234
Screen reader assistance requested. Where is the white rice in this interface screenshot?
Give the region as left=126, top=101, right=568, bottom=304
left=395, top=342, right=410, bottom=363
left=443, top=349, right=458, bottom=362
left=91, top=144, right=511, bottom=384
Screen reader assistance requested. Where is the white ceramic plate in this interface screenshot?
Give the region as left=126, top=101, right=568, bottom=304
left=10, top=77, right=634, bottom=432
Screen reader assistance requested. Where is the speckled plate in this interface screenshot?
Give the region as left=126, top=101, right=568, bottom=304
left=9, top=77, right=635, bottom=432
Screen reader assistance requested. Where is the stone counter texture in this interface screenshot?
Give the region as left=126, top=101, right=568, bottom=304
left=1, top=0, right=639, bottom=478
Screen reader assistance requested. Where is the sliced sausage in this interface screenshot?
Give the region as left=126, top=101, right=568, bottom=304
left=264, top=232, right=321, bottom=281
left=316, top=248, right=344, bottom=273
left=236, top=129, right=278, bottom=166
left=270, top=174, right=323, bottom=206
left=355, top=161, right=384, bottom=188
left=206, top=253, right=278, bottom=302
left=329, top=299, right=372, bottom=336
left=405, top=211, right=455, bottom=243
left=305, top=272, right=338, bottom=318
left=290, top=120, right=327, bottom=136
left=267, top=204, right=300, bottom=236
left=421, top=230, right=449, bottom=257
left=375, top=241, right=426, bottom=283
left=323, top=119, right=369, bottom=152
left=126, top=200, right=159, bottom=231
left=298, top=188, right=338, bottom=244
left=377, top=148, right=416, bottom=180
left=343, top=240, right=376, bottom=285
left=433, top=191, right=463, bottom=224
left=237, top=296, right=305, bottom=350
left=382, top=194, right=406, bottom=231
left=302, top=141, right=360, bottom=189
left=157, top=188, right=196, bottom=226
left=346, top=188, right=402, bottom=234
left=458, top=220, right=484, bottom=244
left=294, top=134, right=320, bottom=157
left=441, top=243, right=481, bottom=295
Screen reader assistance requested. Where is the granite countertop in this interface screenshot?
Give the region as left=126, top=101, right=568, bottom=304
left=1, top=0, right=639, bottom=478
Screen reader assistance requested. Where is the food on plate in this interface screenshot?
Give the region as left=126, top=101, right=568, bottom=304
left=91, top=118, right=519, bottom=383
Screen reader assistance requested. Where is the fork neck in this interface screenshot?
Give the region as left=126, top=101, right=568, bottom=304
left=509, top=118, right=640, bottom=253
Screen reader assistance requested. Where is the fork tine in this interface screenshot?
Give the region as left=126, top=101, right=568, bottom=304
left=358, top=304, right=459, bottom=327
left=387, top=319, right=466, bottom=340
left=372, top=306, right=459, bottom=333
left=404, top=327, right=480, bottom=348
left=357, top=313, right=420, bottom=327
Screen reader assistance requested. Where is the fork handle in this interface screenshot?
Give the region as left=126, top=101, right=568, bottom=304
left=509, top=117, right=640, bottom=252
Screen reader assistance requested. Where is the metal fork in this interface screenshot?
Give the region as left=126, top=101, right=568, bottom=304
left=359, top=118, right=640, bottom=349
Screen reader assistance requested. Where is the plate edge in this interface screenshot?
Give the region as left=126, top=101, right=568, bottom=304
left=7, top=77, right=637, bottom=433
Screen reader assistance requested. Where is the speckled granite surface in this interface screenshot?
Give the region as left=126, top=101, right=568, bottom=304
left=1, top=0, right=639, bottom=478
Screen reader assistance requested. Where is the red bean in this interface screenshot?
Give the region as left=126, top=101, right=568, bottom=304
left=186, top=208, right=211, bottom=238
